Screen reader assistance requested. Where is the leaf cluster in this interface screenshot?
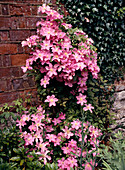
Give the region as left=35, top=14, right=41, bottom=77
left=57, top=0, right=125, bottom=83
left=99, top=131, right=125, bottom=170
left=86, top=74, right=116, bottom=133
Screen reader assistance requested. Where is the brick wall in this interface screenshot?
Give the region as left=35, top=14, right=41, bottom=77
left=0, top=0, right=57, bottom=104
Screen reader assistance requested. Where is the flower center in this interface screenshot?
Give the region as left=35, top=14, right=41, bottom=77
left=50, top=99, right=53, bottom=102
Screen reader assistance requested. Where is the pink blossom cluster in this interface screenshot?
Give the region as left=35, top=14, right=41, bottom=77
left=21, top=4, right=100, bottom=103
left=16, top=105, right=102, bottom=169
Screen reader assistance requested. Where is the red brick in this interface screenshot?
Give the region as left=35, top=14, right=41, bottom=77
left=21, top=0, right=43, bottom=3
left=25, top=5, right=32, bottom=16
left=0, top=68, right=11, bottom=78
left=0, top=67, right=20, bottom=79
left=0, top=17, right=11, bottom=30
left=0, top=31, right=9, bottom=41
left=19, top=67, right=25, bottom=76
left=17, top=17, right=26, bottom=28
left=18, top=44, right=24, bottom=53
left=0, top=92, right=19, bottom=104
left=9, top=4, right=31, bottom=16
left=9, top=4, right=25, bottom=16
left=2, top=4, right=9, bottom=15
left=31, top=5, right=38, bottom=15
left=10, top=30, right=30, bottom=41
left=12, top=78, right=24, bottom=90
left=0, top=56, right=3, bottom=67
left=0, top=5, right=2, bottom=15
left=10, top=67, right=21, bottom=77
left=11, top=77, right=35, bottom=92
left=24, top=46, right=31, bottom=54
left=6, top=79, right=13, bottom=91
left=11, top=54, right=29, bottom=66
left=0, top=44, right=17, bottom=55
left=0, top=0, right=14, bottom=2
left=3, top=55, right=11, bottom=67
left=0, top=80, right=6, bottom=92
left=26, top=17, right=40, bottom=28
left=0, top=17, right=18, bottom=30
left=10, top=17, right=18, bottom=29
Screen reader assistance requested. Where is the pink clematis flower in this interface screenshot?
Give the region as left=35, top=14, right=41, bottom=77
left=52, top=118, right=62, bottom=125
left=45, top=95, right=58, bottom=107
left=83, top=104, right=94, bottom=113
left=62, top=126, right=73, bottom=139
left=40, top=76, right=50, bottom=88
left=71, top=120, right=81, bottom=130
left=58, top=157, right=67, bottom=170
left=46, top=134, right=56, bottom=143
left=76, top=93, right=87, bottom=106
left=46, top=63, right=57, bottom=78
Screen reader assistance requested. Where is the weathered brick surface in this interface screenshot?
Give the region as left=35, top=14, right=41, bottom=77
left=0, top=78, right=13, bottom=92
left=0, top=56, right=3, bottom=67
left=26, top=17, right=40, bottom=28
left=31, top=5, right=38, bottom=15
left=17, top=17, right=26, bottom=28
left=0, top=0, right=60, bottom=104
left=2, top=55, right=11, bottom=67
left=0, top=80, right=6, bottom=92
left=0, top=44, right=17, bottom=55
left=17, top=44, right=24, bottom=54
left=0, top=91, right=19, bottom=104
left=1, top=4, right=9, bottom=15
left=24, top=46, right=31, bottom=54
left=0, top=31, right=9, bottom=41
left=0, top=67, right=20, bottom=79
left=10, top=17, right=18, bottom=29
left=12, top=78, right=24, bottom=90
left=11, top=54, right=29, bottom=66
left=9, top=4, right=32, bottom=16
left=0, top=5, right=2, bottom=15
left=6, top=79, right=13, bottom=91
left=10, top=30, right=31, bottom=41
left=0, top=17, right=11, bottom=30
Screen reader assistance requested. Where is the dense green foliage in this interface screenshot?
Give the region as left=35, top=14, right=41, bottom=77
left=0, top=100, right=54, bottom=170
left=57, top=0, right=125, bottom=83
left=86, top=75, right=116, bottom=132
left=0, top=2, right=124, bottom=169
left=55, top=0, right=125, bottom=134
left=99, top=131, right=125, bottom=170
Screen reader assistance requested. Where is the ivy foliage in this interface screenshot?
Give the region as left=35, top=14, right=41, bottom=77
left=57, top=0, right=125, bottom=83
left=86, top=74, right=116, bottom=132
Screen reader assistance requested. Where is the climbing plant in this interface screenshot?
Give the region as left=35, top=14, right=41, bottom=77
left=57, top=0, right=125, bottom=83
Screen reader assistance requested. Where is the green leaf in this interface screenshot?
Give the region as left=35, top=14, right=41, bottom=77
left=20, top=159, right=24, bottom=166
left=10, top=156, right=21, bottom=161
left=1, top=119, right=5, bottom=124
left=13, top=148, right=20, bottom=154
left=5, top=112, right=10, bottom=119
left=102, top=160, right=113, bottom=170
